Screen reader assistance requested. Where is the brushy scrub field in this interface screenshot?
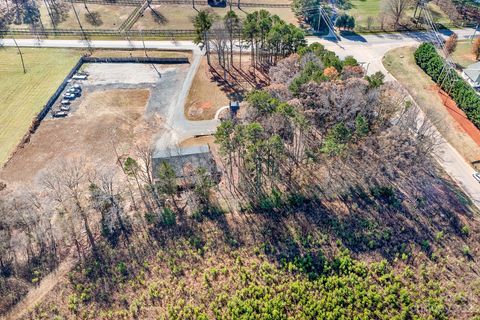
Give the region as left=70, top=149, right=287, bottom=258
left=0, top=47, right=81, bottom=166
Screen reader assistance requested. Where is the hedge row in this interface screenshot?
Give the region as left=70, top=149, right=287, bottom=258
left=414, top=43, right=480, bottom=128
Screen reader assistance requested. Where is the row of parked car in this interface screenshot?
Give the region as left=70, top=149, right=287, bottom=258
left=53, top=84, right=83, bottom=118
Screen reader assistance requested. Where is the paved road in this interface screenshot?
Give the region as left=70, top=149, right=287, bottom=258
left=309, top=28, right=478, bottom=79
left=2, top=29, right=480, bottom=208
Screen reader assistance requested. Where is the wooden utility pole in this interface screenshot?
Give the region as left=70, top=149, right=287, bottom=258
left=141, top=29, right=148, bottom=57
left=13, top=37, right=26, bottom=74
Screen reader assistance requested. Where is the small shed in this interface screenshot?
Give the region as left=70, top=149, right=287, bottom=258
left=152, top=145, right=217, bottom=185
left=229, top=100, right=240, bottom=118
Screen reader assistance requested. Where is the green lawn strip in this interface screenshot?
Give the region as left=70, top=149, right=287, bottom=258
left=450, top=40, right=478, bottom=69
left=0, top=48, right=81, bottom=166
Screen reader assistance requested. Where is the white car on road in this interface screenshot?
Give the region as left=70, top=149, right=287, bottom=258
left=472, top=172, right=480, bottom=183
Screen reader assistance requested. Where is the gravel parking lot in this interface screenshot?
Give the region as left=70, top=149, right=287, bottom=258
left=0, top=62, right=190, bottom=186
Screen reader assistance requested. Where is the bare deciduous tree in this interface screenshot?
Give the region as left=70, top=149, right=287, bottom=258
left=382, top=0, right=412, bottom=28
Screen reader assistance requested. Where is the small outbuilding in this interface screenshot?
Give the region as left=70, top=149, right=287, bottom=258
left=152, top=144, right=218, bottom=186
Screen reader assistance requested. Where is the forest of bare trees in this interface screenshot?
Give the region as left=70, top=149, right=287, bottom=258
left=0, top=142, right=219, bottom=313
left=214, top=42, right=445, bottom=219
left=2, top=39, right=479, bottom=318
left=0, top=0, right=70, bottom=31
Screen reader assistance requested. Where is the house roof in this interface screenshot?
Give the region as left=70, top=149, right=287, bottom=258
left=153, top=144, right=210, bottom=159
left=464, top=62, right=480, bottom=83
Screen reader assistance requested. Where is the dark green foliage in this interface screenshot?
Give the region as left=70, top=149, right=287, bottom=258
left=258, top=188, right=284, bottom=211
left=289, top=61, right=325, bottom=96
left=370, top=185, right=400, bottom=207
left=22, top=0, right=40, bottom=25
left=242, top=10, right=306, bottom=64
left=193, top=10, right=215, bottom=45
left=123, top=157, right=140, bottom=176
left=247, top=90, right=280, bottom=115
left=227, top=251, right=445, bottom=319
left=321, top=122, right=352, bottom=156
left=162, top=207, right=176, bottom=226
left=321, top=50, right=344, bottom=71
left=288, top=43, right=358, bottom=96
left=365, top=71, right=385, bottom=88
left=355, top=114, right=370, bottom=136
left=414, top=43, right=480, bottom=128
left=343, top=55, right=359, bottom=67
left=156, top=161, right=177, bottom=197
left=193, top=167, right=215, bottom=214
left=116, top=262, right=128, bottom=277
left=335, top=13, right=355, bottom=30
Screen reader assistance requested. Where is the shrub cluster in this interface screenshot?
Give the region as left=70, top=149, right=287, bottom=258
left=414, top=43, right=480, bottom=127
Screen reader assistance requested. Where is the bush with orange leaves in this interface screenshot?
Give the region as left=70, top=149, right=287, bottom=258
left=473, top=37, right=480, bottom=61
left=323, top=66, right=339, bottom=79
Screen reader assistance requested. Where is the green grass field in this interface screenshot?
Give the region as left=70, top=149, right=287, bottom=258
left=450, top=40, right=478, bottom=68
left=0, top=48, right=81, bottom=166
left=132, top=4, right=297, bottom=30
left=345, top=0, right=452, bottom=31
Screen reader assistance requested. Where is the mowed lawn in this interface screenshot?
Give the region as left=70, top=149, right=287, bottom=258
left=0, top=48, right=81, bottom=166
left=346, top=0, right=452, bottom=31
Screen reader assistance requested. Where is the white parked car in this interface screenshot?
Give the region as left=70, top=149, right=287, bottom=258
left=473, top=172, right=480, bottom=183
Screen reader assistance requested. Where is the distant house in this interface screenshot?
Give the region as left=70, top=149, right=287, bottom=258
left=462, top=61, right=480, bottom=88
left=152, top=145, right=218, bottom=186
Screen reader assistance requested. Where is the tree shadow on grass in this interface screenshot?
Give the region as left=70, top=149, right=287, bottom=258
left=149, top=7, right=168, bottom=25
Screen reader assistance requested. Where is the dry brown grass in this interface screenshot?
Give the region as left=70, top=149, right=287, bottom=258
left=0, top=89, right=160, bottom=186
left=132, top=4, right=296, bottom=30
left=383, top=46, right=480, bottom=164
left=180, top=135, right=215, bottom=148
left=185, top=57, right=231, bottom=120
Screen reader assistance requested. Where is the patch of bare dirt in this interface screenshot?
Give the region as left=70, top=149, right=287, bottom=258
left=179, top=135, right=215, bottom=148
left=0, top=88, right=162, bottom=188
left=430, top=84, right=480, bottom=146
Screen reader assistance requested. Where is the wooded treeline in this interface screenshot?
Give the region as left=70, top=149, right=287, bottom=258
left=215, top=42, right=443, bottom=215
left=0, top=147, right=216, bottom=313
left=194, top=9, right=306, bottom=76
left=0, top=0, right=70, bottom=32
left=415, top=42, right=480, bottom=128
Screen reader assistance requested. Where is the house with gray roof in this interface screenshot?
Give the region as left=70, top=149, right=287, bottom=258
left=462, top=61, right=480, bottom=89
left=152, top=144, right=218, bottom=186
